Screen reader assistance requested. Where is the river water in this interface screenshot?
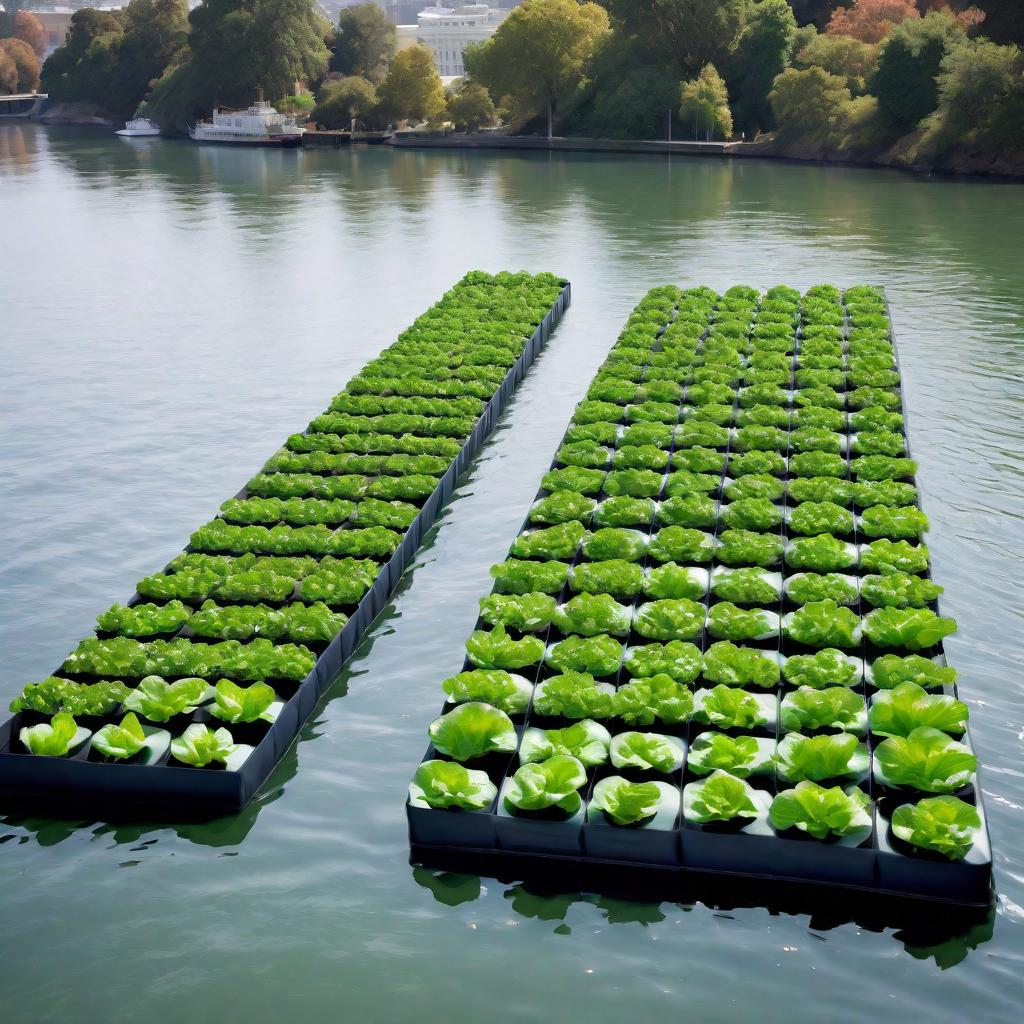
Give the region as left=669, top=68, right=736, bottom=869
left=1, top=124, right=1023, bottom=1023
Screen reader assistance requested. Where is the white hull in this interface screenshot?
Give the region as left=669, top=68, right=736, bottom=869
left=116, top=128, right=161, bottom=137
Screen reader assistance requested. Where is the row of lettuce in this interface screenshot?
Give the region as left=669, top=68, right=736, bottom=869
left=410, top=284, right=984, bottom=873
left=9, top=271, right=568, bottom=773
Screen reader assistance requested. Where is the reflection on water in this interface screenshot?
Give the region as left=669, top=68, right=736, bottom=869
left=1, top=123, right=1023, bottom=1024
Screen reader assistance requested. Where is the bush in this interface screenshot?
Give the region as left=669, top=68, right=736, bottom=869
left=447, top=82, right=497, bottom=131
left=769, top=65, right=852, bottom=143
left=312, top=75, right=378, bottom=129
left=679, top=63, right=733, bottom=140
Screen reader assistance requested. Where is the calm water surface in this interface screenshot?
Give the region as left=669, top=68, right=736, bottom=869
left=1, top=125, right=1023, bottom=1023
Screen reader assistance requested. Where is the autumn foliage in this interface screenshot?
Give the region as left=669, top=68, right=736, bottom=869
left=828, top=0, right=921, bottom=43
left=13, top=11, right=46, bottom=57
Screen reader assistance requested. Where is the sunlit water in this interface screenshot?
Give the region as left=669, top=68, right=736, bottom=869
left=2, top=125, right=1023, bottom=1023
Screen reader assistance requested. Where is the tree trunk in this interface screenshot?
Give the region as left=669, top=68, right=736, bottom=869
left=547, top=97, right=553, bottom=141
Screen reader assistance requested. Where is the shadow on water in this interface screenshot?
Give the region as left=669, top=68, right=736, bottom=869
left=410, top=854, right=996, bottom=966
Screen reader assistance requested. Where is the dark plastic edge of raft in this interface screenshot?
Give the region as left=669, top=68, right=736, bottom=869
left=0, top=282, right=572, bottom=822
left=406, top=285, right=995, bottom=909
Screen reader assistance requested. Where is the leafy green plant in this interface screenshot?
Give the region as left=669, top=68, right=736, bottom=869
left=534, top=673, right=615, bottom=718
left=542, top=467, right=606, bottom=495
left=793, top=406, right=846, bottom=431
left=410, top=760, right=497, bottom=811
left=890, top=796, right=981, bottom=860
left=479, top=593, right=556, bottom=633
left=789, top=452, right=848, bottom=478
left=504, top=755, right=587, bottom=815
left=770, top=782, right=871, bottom=839
left=90, top=713, right=151, bottom=760
left=623, top=641, right=702, bottom=684
left=582, top=528, right=648, bottom=562
left=787, top=477, right=853, bottom=505
left=529, top=491, right=596, bottom=525
left=170, top=723, right=238, bottom=767
left=694, top=685, right=768, bottom=729
left=852, top=431, right=904, bottom=457
left=785, top=535, right=857, bottom=572
left=633, top=599, right=705, bottom=641
left=672, top=447, right=726, bottom=474
left=96, top=601, right=191, bottom=638
left=490, top=559, right=570, bottom=595
left=860, top=540, right=930, bottom=575
left=557, top=442, right=611, bottom=468
left=785, top=573, right=857, bottom=606
left=782, top=649, right=860, bottom=689
left=723, top=475, right=785, bottom=502
left=554, top=594, right=631, bottom=637
left=611, top=732, right=685, bottom=773
left=590, top=777, right=664, bottom=826
left=684, top=771, right=760, bottom=824
left=776, top=732, right=868, bottom=782
left=851, top=408, right=903, bottom=433
left=428, top=702, right=517, bottom=761
left=875, top=727, right=976, bottom=793
left=859, top=505, right=929, bottom=540
left=648, top=527, right=715, bottom=564
left=871, top=654, right=956, bottom=690
left=614, top=674, right=694, bottom=726
left=465, top=626, right=545, bottom=670
left=569, top=559, right=644, bottom=599
left=734, top=426, right=788, bottom=453
left=643, top=564, right=707, bottom=601
left=710, top=568, right=780, bottom=606
left=519, top=720, right=611, bottom=767
left=716, top=530, right=784, bottom=568
left=10, top=677, right=129, bottom=716
left=702, top=641, right=780, bottom=688
left=207, top=680, right=278, bottom=725
left=853, top=480, right=917, bottom=508
left=442, top=670, right=533, bottom=715
left=656, top=495, right=718, bottom=529
left=781, top=687, right=866, bottom=734
left=19, top=713, right=85, bottom=757
left=728, top=450, right=787, bottom=477
left=613, top=445, right=669, bottom=471
left=862, top=608, right=956, bottom=651
left=869, top=683, right=967, bottom=739
left=676, top=421, right=729, bottom=449
left=121, top=676, right=210, bottom=723
left=789, top=501, right=854, bottom=537
left=688, top=733, right=765, bottom=778
left=663, top=471, right=721, bottom=498
left=706, top=603, right=778, bottom=642
left=721, top=498, right=783, bottom=532
left=603, top=469, right=664, bottom=498
left=784, top=601, right=861, bottom=648
left=851, top=456, right=916, bottom=481
left=593, top=496, right=655, bottom=528
left=510, top=522, right=587, bottom=560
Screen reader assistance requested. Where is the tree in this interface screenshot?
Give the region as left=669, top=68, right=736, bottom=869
left=41, top=7, right=123, bottom=102
left=598, top=0, right=747, bottom=76
left=871, top=10, right=963, bottom=130
left=446, top=81, right=496, bottom=130
left=0, top=37, right=40, bottom=92
left=728, top=0, right=797, bottom=135
left=376, top=44, right=445, bottom=122
left=0, top=49, right=18, bottom=94
left=770, top=65, right=853, bottom=141
left=795, top=32, right=879, bottom=92
left=13, top=11, right=46, bottom=57
left=312, top=74, right=377, bottom=127
left=330, top=3, right=395, bottom=81
left=828, top=0, right=921, bottom=43
left=679, top=63, right=733, bottom=139
left=788, top=2, right=852, bottom=28
left=469, top=0, right=608, bottom=138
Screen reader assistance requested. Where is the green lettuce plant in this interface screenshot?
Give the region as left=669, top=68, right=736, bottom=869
left=785, top=573, right=857, bottom=606
left=614, top=674, right=694, bottom=726
left=541, top=467, right=606, bottom=495
left=442, top=670, right=532, bottom=715
left=557, top=442, right=611, bottom=468
left=611, top=732, right=685, bottom=773
left=504, top=755, right=587, bottom=815
left=789, top=452, right=848, bottom=478
left=466, top=626, right=545, bottom=670
left=890, top=796, right=981, bottom=860
left=781, top=687, right=866, bottom=734
left=793, top=406, right=846, bottom=431
left=554, top=594, right=632, bottom=637
left=721, top=498, right=784, bottom=532
left=428, top=702, right=517, bottom=761
left=860, top=573, right=942, bottom=609
left=785, top=535, right=857, bottom=572
left=546, top=635, right=624, bottom=677
left=694, top=685, right=768, bottom=729
left=620, top=422, right=673, bottom=448
left=870, top=654, right=956, bottom=690
left=594, top=496, right=655, bottom=528
left=96, top=601, right=191, bottom=638
left=534, top=673, right=615, bottom=719
left=121, top=676, right=211, bottom=723
left=623, top=641, right=702, bottom=683
left=479, top=593, right=557, bottom=633
left=869, top=683, right=967, bottom=738
left=672, top=447, right=726, bottom=473
left=613, top=445, right=668, bottom=471
left=688, top=733, right=765, bottom=778
left=782, top=649, right=860, bottom=689
left=626, top=400, right=678, bottom=424
left=789, top=427, right=843, bottom=454
left=702, top=641, right=780, bottom=688
left=706, top=603, right=778, bottom=642
left=529, top=491, right=596, bottom=525
left=784, top=601, right=861, bottom=648
left=723, top=475, right=785, bottom=502
left=776, top=732, right=868, bottom=782
left=787, top=477, right=853, bottom=507
left=170, top=723, right=238, bottom=767
left=490, top=559, right=570, bottom=595
left=582, top=528, right=649, bottom=562
left=685, top=771, right=760, bottom=824
left=91, top=713, right=150, bottom=760
left=728, top=450, right=786, bottom=477
left=656, top=494, right=718, bottom=529
left=19, top=712, right=84, bottom=757
left=852, top=431, right=905, bottom=457
left=519, top=720, right=611, bottom=767
left=875, top=727, right=976, bottom=793
left=410, top=760, right=497, bottom=811
left=207, top=680, right=278, bottom=725
left=859, top=540, right=929, bottom=575
left=633, top=599, right=705, bottom=641
left=734, top=426, right=788, bottom=452
left=770, top=782, right=871, bottom=840
left=663, top=471, right=721, bottom=498
left=510, top=521, right=587, bottom=560
left=648, top=527, right=715, bottom=564
left=643, top=564, right=707, bottom=601
left=789, top=501, right=854, bottom=537
left=862, top=608, right=956, bottom=651
left=590, top=777, right=664, bottom=826
left=716, top=530, right=784, bottom=568
left=859, top=505, right=929, bottom=540
left=711, top=568, right=780, bottom=606
left=604, top=469, right=664, bottom=498
left=851, top=456, right=916, bottom=481
left=10, top=677, right=129, bottom=716
left=569, top=559, right=645, bottom=599
left=851, top=408, right=903, bottom=433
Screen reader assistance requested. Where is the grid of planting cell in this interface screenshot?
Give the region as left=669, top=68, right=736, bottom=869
left=6, top=271, right=569, bottom=779
left=409, top=284, right=990, bottom=900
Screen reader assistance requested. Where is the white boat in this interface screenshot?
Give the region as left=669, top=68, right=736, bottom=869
left=188, top=99, right=304, bottom=147
left=116, top=117, right=161, bottom=137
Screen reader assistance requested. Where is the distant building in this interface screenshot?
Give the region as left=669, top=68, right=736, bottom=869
left=394, top=3, right=509, bottom=78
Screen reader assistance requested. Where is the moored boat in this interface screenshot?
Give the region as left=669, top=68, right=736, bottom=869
left=116, top=117, right=161, bottom=137
left=188, top=98, right=304, bottom=147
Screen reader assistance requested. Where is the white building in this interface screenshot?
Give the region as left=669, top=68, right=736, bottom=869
left=401, top=3, right=509, bottom=78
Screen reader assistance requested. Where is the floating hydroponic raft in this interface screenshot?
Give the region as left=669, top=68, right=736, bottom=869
left=407, top=284, right=992, bottom=906
left=0, top=271, right=570, bottom=819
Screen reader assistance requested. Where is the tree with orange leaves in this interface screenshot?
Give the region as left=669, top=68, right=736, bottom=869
left=828, top=0, right=920, bottom=43
left=12, top=11, right=46, bottom=57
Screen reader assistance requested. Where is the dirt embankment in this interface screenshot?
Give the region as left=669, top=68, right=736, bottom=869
left=36, top=102, right=115, bottom=127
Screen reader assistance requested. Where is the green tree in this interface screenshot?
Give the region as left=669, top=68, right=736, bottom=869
left=40, top=9, right=124, bottom=103
left=871, top=10, right=963, bottom=131
left=679, top=63, right=733, bottom=139
left=469, top=0, right=608, bottom=138
left=312, top=74, right=377, bottom=127
left=447, top=81, right=497, bottom=130
left=330, top=3, right=395, bottom=81
left=770, top=64, right=853, bottom=142
left=376, top=44, right=445, bottom=123
left=795, top=31, right=878, bottom=93
left=0, top=37, right=40, bottom=91
left=598, top=0, right=747, bottom=76
left=729, top=0, right=797, bottom=135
